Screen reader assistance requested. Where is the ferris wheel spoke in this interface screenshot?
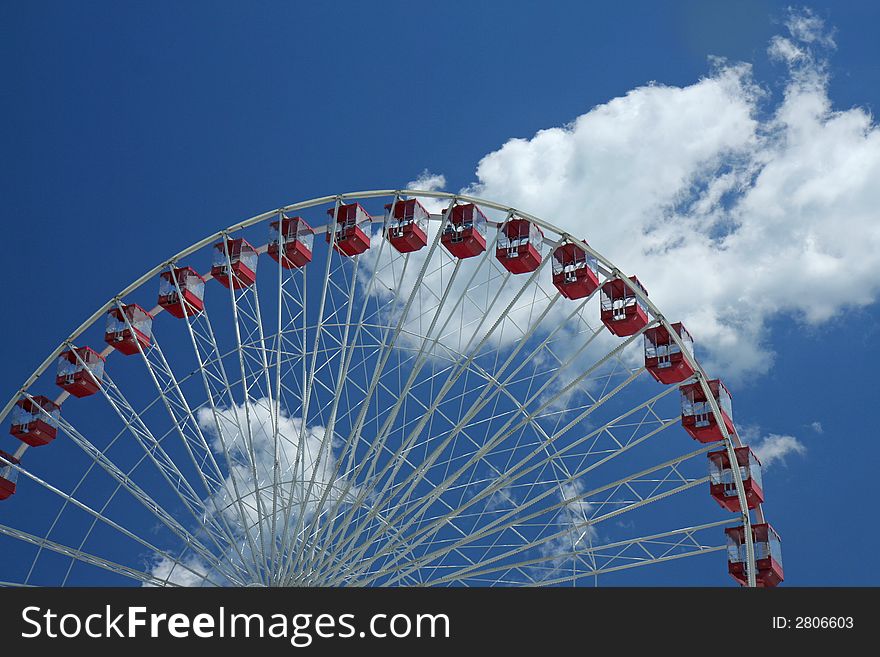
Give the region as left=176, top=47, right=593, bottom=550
left=51, top=427, right=244, bottom=588
left=288, top=200, right=462, bottom=580
left=219, top=239, right=275, bottom=580
left=525, top=546, right=726, bottom=587
left=284, top=248, right=366, bottom=578
left=19, top=396, right=241, bottom=586
left=4, top=461, right=234, bottom=586
left=64, top=352, right=235, bottom=560
left=0, top=522, right=191, bottom=587
left=55, top=476, right=242, bottom=587
left=281, top=257, right=426, bottom=581
left=292, top=206, right=405, bottom=578
left=0, top=190, right=767, bottom=587
left=390, top=398, right=680, bottom=566
left=279, top=198, right=344, bottom=582
left=269, top=227, right=286, bottom=580
left=330, top=323, right=647, bottom=582
left=20, top=392, right=232, bottom=580
left=355, top=310, right=623, bottom=540
left=120, top=314, right=253, bottom=576
left=122, top=317, right=225, bottom=494
left=320, top=229, right=555, bottom=574
left=341, top=389, right=683, bottom=586
left=172, top=276, right=265, bottom=583
left=429, top=520, right=733, bottom=586
left=373, top=447, right=712, bottom=586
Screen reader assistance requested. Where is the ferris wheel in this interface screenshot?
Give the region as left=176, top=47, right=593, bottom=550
left=0, top=190, right=783, bottom=587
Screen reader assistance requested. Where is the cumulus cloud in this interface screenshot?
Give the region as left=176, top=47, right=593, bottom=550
left=407, top=169, right=447, bottom=195
left=784, top=6, right=836, bottom=47
left=750, top=433, right=807, bottom=468
left=810, top=420, right=824, bottom=434
left=412, top=9, right=878, bottom=382
left=537, top=480, right=597, bottom=574
left=195, top=399, right=348, bottom=533
left=147, top=398, right=354, bottom=585
left=146, top=554, right=212, bottom=587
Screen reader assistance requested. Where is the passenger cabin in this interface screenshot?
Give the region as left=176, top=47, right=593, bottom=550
left=600, top=276, right=649, bottom=336
left=269, top=216, right=314, bottom=269
left=0, top=450, right=19, bottom=500
left=441, top=203, right=487, bottom=259
left=158, top=267, right=205, bottom=319
left=643, top=322, right=694, bottom=384
left=56, top=347, right=105, bottom=398
left=551, top=243, right=599, bottom=300
left=104, top=304, right=152, bottom=356
left=496, top=218, right=543, bottom=274
left=326, top=203, right=371, bottom=256
left=680, top=379, right=735, bottom=443
left=725, top=523, right=784, bottom=587
left=10, top=396, right=60, bottom=447
left=708, top=446, right=764, bottom=512
left=385, top=199, right=429, bottom=253
left=212, top=238, right=258, bottom=289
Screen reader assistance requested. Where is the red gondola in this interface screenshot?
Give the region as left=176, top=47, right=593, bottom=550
left=212, top=238, right=258, bottom=289
left=56, top=347, right=105, bottom=398
left=680, top=379, right=735, bottom=443
left=385, top=199, right=429, bottom=253
left=9, top=396, right=60, bottom=447
left=0, top=450, right=19, bottom=500
left=440, top=203, right=487, bottom=259
left=326, top=203, right=372, bottom=256
left=600, top=276, right=649, bottom=336
left=496, top=218, right=543, bottom=273
left=708, top=446, right=764, bottom=512
left=551, top=242, right=599, bottom=299
left=104, top=304, right=152, bottom=356
left=268, top=216, right=314, bottom=269
left=725, top=523, right=784, bottom=587
left=643, top=322, right=694, bottom=384
left=158, top=266, right=206, bottom=319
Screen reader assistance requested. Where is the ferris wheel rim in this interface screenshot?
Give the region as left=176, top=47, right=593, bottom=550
left=0, top=187, right=761, bottom=587
left=0, top=188, right=711, bottom=422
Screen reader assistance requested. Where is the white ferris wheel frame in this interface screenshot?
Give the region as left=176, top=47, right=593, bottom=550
left=0, top=189, right=761, bottom=587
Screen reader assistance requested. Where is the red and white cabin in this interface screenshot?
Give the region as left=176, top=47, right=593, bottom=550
left=326, top=203, right=372, bottom=256
left=385, top=199, right=429, bottom=253
left=441, top=203, right=487, bottom=259
left=158, top=266, right=205, bottom=319
left=496, top=217, right=544, bottom=274
left=680, top=379, right=735, bottom=443
left=10, top=396, right=60, bottom=447
left=552, top=243, right=599, bottom=300
left=0, top=450, right=19, bottom=501
left=708, top=446, right=764, bottom=512
left=600, top=276, right=649, bottom=336
left=643, top=322, right=694, bottom=384
left=212, top=238, right=258, bottom=289
left=725, top=523, right=784, bottom=587
left=56, top=347, right=105, bottom=398
left=269, top=216, right=314, bottom=269
left=104, top=304, right=152, bottom=356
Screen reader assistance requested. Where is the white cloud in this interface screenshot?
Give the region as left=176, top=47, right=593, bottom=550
left=784, top=7, right=836, bottom=48
left=147, top=398, right=355, bottom=586
left=536, top=480, right=597, bottom=574
left=750, top=433, right=807, bottom=468
left=146, top=554, right=212, bottom=587
left=407, top=169, right=446, bottom=195
left=408, top=10, right=879, bottom=383
left=810, top=420, right=823, bottom=434
left=194, top=399, right=348, bottom=534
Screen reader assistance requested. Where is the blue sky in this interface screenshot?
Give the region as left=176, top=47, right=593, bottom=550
left=1, top=1, right=879, bottom=585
